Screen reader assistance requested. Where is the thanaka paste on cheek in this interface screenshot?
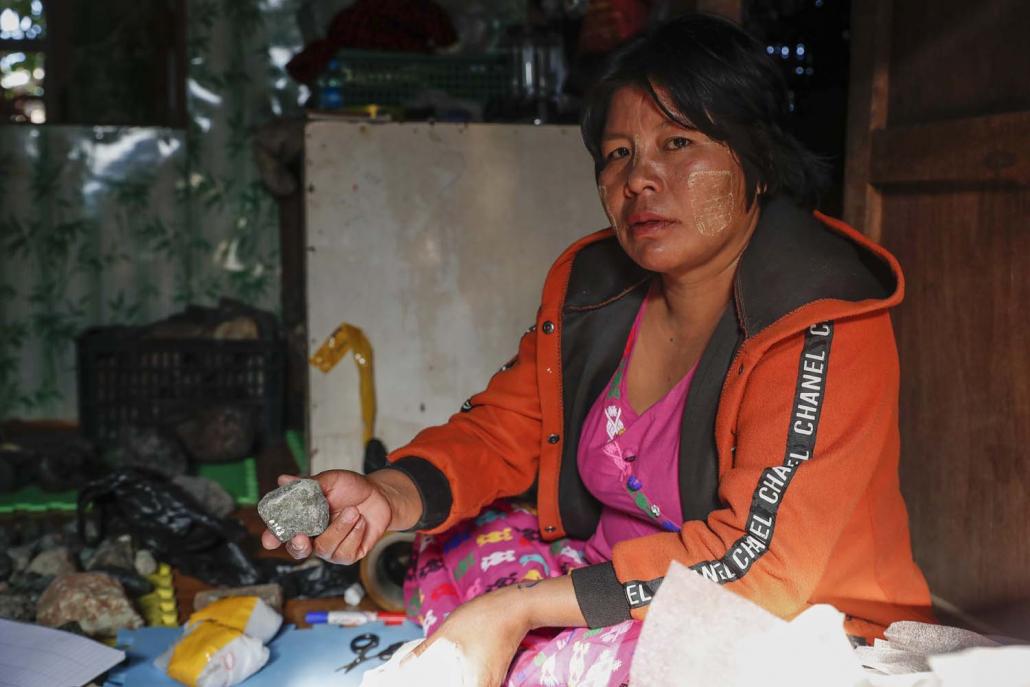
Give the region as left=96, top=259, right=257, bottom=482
left=687, top=170, right=735, bottom=236
left=598, top=184, right=621, bottom=232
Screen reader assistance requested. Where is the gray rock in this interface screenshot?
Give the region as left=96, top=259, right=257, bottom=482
left=134, top=549, right=158, bottom=577
left=59, top=521, right=86, bottom=552
left=27, top=547, right=78, bottom=577
left=37, top=532, right=65, bottom=551
left=114, top=425, right=189, bottom=478
left=258, top=479, right=330, bottom=543
left=78, top=547, right=95, bottom=569
left=172, top=474, right=236, bottom=517
left=0, top=593, right=36, bottom=621
left=174, top=404, right=256, bottom=463
left=80, top=517, right=101, bottom=543
left=90, top=565, right=153, bottom=598
left=7, top=544, right=34, bottom=572
left=8, top=571, right=52, bottom=596
left=86, top=534, right=134, bottom=571
left=36, top=572, right=143, bottom=638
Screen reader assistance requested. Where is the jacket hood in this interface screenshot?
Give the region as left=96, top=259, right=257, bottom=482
left=736, top=197, right=900, bottom=338
left=558, top=196, right=901, bottom=342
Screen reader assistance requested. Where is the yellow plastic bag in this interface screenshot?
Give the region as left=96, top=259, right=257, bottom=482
left=156, top=621, right=269, bottom=687
left=186, top=595, right=282, bottom=644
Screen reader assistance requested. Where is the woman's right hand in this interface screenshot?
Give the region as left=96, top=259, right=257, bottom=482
left=260, top=468, right=422, bottom=565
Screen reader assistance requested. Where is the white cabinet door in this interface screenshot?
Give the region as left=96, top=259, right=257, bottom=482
left=305, top=121, right=608, bottom=473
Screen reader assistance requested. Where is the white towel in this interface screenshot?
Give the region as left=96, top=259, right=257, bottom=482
left=359, top=637, right=481, bottom=687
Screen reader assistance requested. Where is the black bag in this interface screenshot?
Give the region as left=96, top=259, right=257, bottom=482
left=77, top=468, right=260, bottom=587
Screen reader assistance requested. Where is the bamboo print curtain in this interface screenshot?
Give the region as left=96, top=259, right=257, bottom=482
left=0, top=0, right=305, bottom=420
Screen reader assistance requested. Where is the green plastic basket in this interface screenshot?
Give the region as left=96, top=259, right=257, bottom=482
left=332, top=50, right=513, bottom=106
left=196, top=457, right=259, bottom=506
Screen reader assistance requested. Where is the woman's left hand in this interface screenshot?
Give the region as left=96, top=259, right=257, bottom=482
left=407, top=586, right=530, bottom=687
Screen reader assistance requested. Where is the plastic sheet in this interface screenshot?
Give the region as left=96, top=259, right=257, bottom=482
left=107, top=620, right=424, bottom=686
left=77, top=468, right=260, bottom=587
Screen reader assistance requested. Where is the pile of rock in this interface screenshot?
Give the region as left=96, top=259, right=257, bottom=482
left=0, top=518, right=161, bottom=638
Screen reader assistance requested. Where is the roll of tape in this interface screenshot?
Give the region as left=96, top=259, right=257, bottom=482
left=360, top=531, right=415, bottom=612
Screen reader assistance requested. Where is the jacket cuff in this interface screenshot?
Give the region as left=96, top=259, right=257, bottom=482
left=378, top=456, right=453, bottom=531
left=570, top=562, right=632, bottom=628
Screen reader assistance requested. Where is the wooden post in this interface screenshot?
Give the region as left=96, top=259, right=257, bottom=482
left=843, top=0, right=891, bottom=241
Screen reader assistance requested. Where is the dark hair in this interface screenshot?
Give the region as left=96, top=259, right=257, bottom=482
left=580, top=13, right=828, bottom=209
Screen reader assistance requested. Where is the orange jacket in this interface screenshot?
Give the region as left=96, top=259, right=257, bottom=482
left=386, top=198, right=934, bottom=638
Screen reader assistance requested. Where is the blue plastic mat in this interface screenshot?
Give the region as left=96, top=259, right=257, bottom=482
left=104, top=621, right=423, bottom=686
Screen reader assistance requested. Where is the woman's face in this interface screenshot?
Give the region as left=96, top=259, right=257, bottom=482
left=597, top=85, right=759, bottom=279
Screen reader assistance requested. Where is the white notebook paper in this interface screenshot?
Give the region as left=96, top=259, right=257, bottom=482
left=0, top=619, right=126, bottom=687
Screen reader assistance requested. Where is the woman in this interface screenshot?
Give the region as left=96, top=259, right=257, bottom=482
left=264, top=14, right=933, bottom=686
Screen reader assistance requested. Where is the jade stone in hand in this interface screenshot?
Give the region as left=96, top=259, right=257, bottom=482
left=257, top=479, right=331, bottom=543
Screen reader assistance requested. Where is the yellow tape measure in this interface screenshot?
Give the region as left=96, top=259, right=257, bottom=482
left=310, top=323, right=377, bottom=444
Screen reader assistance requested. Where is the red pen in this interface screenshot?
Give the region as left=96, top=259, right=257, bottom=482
left=305, top=610, right=407, bottom=626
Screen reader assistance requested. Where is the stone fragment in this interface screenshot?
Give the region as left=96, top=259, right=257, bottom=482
left=7, top=544, right=34, bottom=572
left=8, top=571, right=53, bottom=596
left=37, top=532, right=66, bottom=551
left=134, top=549, right=158, bottom=577
left=78, top=547, right=95, bottom=569
left=213, top=316, right=259, bottom=340
left=194, top=583, right=284, bottom=613
left=0, top=593, right=35, bottom=621
left=175, top=404, right=256, bottom=463
left=27, top=546, right=78, bottom=577
left=114, top=425, right=189, bottom=478
left=36, top=572, right=144, bottom=638
left=258, top=479, right=330, bottom=543
left=86, top=534, right=135, bottom=571
left=90, top=565, right=154, bottom=597
left=172, top=474, right=236, bottom=517
left=9, top=432, right=99, bottom=492
left=80, top=517, right=101, bottom=543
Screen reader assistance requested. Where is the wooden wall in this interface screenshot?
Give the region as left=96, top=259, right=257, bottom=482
left=846, top=0, right=1030, bottom=638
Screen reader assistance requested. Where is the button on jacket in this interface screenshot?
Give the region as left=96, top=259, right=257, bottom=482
left=385, top=197, right=934, bottom=639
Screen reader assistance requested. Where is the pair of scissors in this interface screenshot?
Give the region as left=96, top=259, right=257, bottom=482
left=336, top=633, right=406, bottom=673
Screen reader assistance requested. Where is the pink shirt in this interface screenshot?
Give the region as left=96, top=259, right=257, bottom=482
left=577, top=292, right=697, bottom=564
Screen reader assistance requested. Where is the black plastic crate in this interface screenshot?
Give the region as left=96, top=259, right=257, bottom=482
left=77, top=328, right=285, bottom=449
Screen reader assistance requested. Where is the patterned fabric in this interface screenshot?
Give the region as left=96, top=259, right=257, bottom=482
left=402, top=293, right=705, bottom=684
left=578, top=291, right=697, bottom=562
left=404, top=500, right=638, bottom=687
